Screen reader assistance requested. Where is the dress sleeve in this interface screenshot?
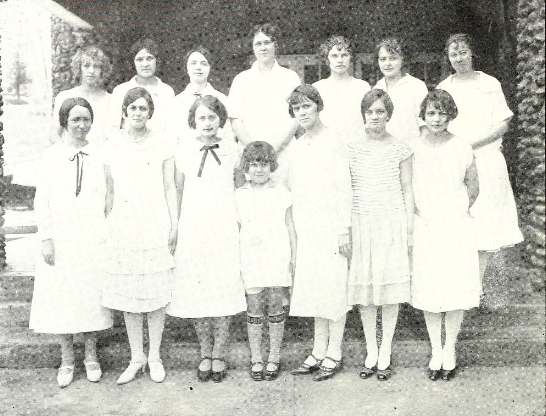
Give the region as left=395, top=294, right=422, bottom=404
left=398, top=142, right=413, bottom=162
left=414, top=80, right=429, bottom=127
left=51, top=91, right=67, bottom=130
left=489, top=81, right=514, bottom=125
left=34, top=154, right=54, bottom=241
left=278, top=185, right=292, bottom=209
left=334, top=140, right=353, bottom=234
left=228, top=73, right=245, bottom=120
left=106, top=85, right=125, bottom=133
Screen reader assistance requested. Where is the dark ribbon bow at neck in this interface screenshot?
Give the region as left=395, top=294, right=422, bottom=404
left=198, top=144, right=221, bottom=177
left=193, top=92, right=202, bottom=99
left=68, top=151, right=88, bottom=196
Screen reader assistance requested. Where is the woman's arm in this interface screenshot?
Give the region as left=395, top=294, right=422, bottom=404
left=285, top=207, right=297, bottom=276
left=163, top=157, right=178, bottom=254
left=231, top=118, right=253, bottom=146
left=34, top=157, right=55, bottom=264
left=464, top=156, right=480, bottom=209
left=104, top=164, right=114, bottom=218
left=400, top=156, right=415, bottom=249
left=468, top=117, right=511, bottom=150
left=274, top=119, right=300, bottom=154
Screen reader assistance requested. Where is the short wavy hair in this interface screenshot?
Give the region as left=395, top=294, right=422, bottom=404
left=445, top=33, right=477, bottom=64
left=287, top=84, right=324, bottom=117
left=419, top=89, right=458, bottom=121
left=249, top=23, right=280, bottom=45
left=59, top=97, right=94, bottom=128
left=361, top=89, right=394, bottom=121
left=240, top=141, right=279, bottom=173
left=130, top=38, right=160, bottom=60
left=318, top=36, right=353, bottom=64
left=71, top=46, right=112, bottom=85
left=122, top=87, right=155, bottom=118
left=188, top=95, right=228, bottom=129
left=185, top=46, right=213, bottom=68
left=375, top=38, right=405, bottom=61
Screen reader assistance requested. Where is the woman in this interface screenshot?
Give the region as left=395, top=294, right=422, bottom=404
left=229, top=23, right=301, bottom=179
left=373, top=38, right=428, bottom=141
left=167, top=46, right=233, bottom=143
left=437, top=34, right=523, bottom=284
left=50, top=46, right=112, bottom=144
left=101, top=87, right=178, bottom=385
left=107, top=38, right=175, bottom=135
left=31, top=97, right=113, bottom=388
left=313, top=36, right=371, bottom=145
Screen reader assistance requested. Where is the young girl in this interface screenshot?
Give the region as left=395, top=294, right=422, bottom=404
left=235, top=141, right=297, bottom=381
left=409, top=89, right=480, bottom=381
left=347, top=89, right=414, bottom=381
left=167, top=95, right=246, bottom=383
left=101, top=87, right=178, bottom=385
left=30, top=97, right=113, bottom=388
left=287, top=85, right=353, bottom=382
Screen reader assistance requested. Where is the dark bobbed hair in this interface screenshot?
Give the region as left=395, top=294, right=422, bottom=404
left=188, top=95, right=228, bottom=129
left=419, top=89, right=458, bottom=121
left=445, top=33, right=477, bottom=64
left=122, top=87, right=155, bottom=118
left=318, top=35, right=353, bottom=64
left=130, top=38, right=160, bottom=60
left=240, top=141, right=279, bottom=173
left=375, top=38, right=405, bottom=61
left=59, top=97, right=94, bottom=128
left=361, top=89, right=394, bottom=121
left=287, top=84, right=324, bottom=117
left=185, top=46, right=213, bottom=68
left=249, top=23, right=280, bottom=45
left=71, top=46, right=112, bottom=85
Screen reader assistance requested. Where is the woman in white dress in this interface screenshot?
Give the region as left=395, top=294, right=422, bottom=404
left=50, top=46, right=112, bottom=145
left=373, top=38, right=429, bottom=141
left=31, top=97, right=113, bottom=388
left=313, top=36, right=371, bottom=145
left=101, top=88, right=178, bottom=385
left=287, top=85, right=352, bottom=381
left=437, top=34, right=523, bottom=282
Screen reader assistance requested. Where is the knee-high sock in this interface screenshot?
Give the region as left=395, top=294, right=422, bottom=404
left=378, top=304, right=399, bottom=370
left=443, top=310, right=464, bottom=370
left=423, top=311, right=442, bottom=370
left=324, top=313, right=347, bottom=364
left=247, top=314, right=264, bottom=364
left=59, top=334, right=74, bottom=366
left=147, top=307, right=166, bottom=362
left=268, top=313, right=285, bottom=364
left=194, top=318, right=213, bottom=359
left=83, top=332, right=98, bottom=362
left=124, top=312, right=144, bottom=362
left=310, top=317, right=329, bottom=361
left=359, top=306, right=378, bottom=368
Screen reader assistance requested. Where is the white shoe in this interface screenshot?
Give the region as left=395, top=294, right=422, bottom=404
left=57, top=365, right=74, bottom=388
left=117, top=360, right=147, bottom=385
left=84, top=360, right=102, bottom=382
left=148, top=359, right=166, bottom=383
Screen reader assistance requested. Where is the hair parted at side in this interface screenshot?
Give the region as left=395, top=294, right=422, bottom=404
left=249, top=23, right=280, bottom=45
left=71, top=46, right=112, bottom=85
left=130, top=38, right=160, bottom=59
left=445, top=33, right=477, bottom=62
left=361, top=89, right=394, bottom=121
left=185, top=46, right=213, bottom=68
left=318, top=35, right=353, bottom=63
left=122, top=87, right=155, bottom=118
left=240, top=141, right=279, bottom=173
left=287, top=84, right=324, bottom=117
left=419, top=89, right=458, bottom=121
left=59, top=97, right=94, bottom=128
left=188, top=95, right=228, bottom=129
left=375, top=37, right=405, bottom=61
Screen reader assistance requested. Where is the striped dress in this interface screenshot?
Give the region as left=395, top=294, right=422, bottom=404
left=347, top=137, right=412, bottom=306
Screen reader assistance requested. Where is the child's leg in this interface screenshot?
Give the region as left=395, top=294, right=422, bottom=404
left=59, top=334, right=75, bottom=366
left=322, top=313, right=346, bottom=368
left=378, top=304, right=399, bottom=370
left=83, top=332, right=98, bottom=362
left=478, top=251, right=493, bottom=295
left=212, top=316, right=231, bottom=372
left=123, top=312, right=145, bottom=362
left=246, top=290, right=265, bottom=366
left=194, top=318, right=213, bottom=371
left=443, top=310, right=464, bottom=371
left=267, top=287, right=286, bottom=367
left=359, top=305, right=379, bottom=368
left=423, top=311, right=442, bottom=370
left=303, top=317, right=329, bottom=366
left=147, top=307, right=166, bottom=362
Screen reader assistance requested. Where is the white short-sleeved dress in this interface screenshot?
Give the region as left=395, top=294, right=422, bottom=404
left=409, top=136, right=481, bottom=313
left=313, top=77, right=371, bottom=145
left=437, top=72, right=523, bottom=250
left=374, top=74, right=428, bottom=142
left=347, top=138, right=412, bottom=306
left=30, top=142, right=113, bottom=334
left=287, top=129, right=353, bottom=321
left=167, top=139, right=246, bottom=318
left=101, top=131, right=175, bottom=313
left=235, top=181, right=292, bottom=291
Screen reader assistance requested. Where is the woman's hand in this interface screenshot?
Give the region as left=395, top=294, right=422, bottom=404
left=168, top=227, right=178, bottom=255
left=339, top=233, right=351, bottom=258
left=42, top=239, right=55, bottom=266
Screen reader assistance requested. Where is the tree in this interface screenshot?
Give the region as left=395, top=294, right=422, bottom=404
left=8, top=53, right=31, bottom=100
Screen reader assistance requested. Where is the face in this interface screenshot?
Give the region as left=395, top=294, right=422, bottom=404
left=253, top=32, right=276, bottom=64
left=327, top=46, right=351, bottom=75
left=424, top=102, right=450, bottom=133
left=187, top=51, right=210, bottom=84
left=448, top=41, right=473, bottom=74
left=81, top=57, right=102, bottom=87
left=66, top=105, right=92, bottom=140
left=364, top=99, right=389, bottom=131
left=377, top=47, right=403, bottom=78
left=134, top=49, right=157, bottom=78
left=194, top=105, right=220, bottom=138
left=248, top=161, right=271, bottom=185
left=291, top=98, right=320, bottom=130
left=125, top=97, right=150, bottom=129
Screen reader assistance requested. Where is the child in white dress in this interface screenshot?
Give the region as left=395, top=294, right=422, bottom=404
left=235, top=141, right=297, bottom=381
left=348, top=89, right=414, bottom=381
left=167, top=95, right=246, bottom=383
left=30, top=97, right=113, bottom=388
left=409, top=89, right=480, bottom=381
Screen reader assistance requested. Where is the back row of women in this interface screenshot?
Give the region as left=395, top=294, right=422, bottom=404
left=31, top=24, right=523, bottom=388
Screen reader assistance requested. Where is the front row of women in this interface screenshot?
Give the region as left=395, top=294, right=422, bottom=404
left=30, top=84, right=481, bottom=388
